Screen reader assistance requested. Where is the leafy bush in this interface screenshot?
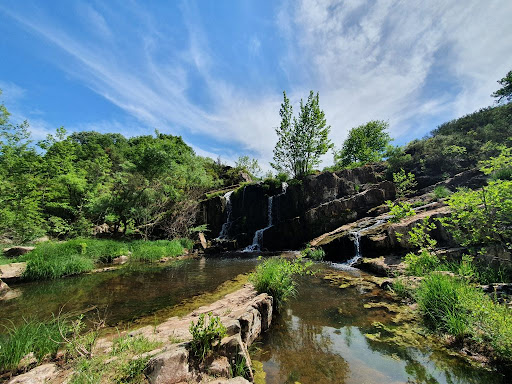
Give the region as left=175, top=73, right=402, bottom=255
left=0, top=319, right=65, bottom=372
left=433, top=185, right=451, bottom=199
left=392, top=168, right=417, bottom=198
left=250, top=258, right=311, bottom=310
left=300, top=246, right=325, bottom=261
left=189, top=312, right=227, bottom=362
left=386, top=201, right=416, bottom=223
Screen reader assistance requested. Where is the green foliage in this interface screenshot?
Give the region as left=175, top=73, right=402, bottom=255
left=21, top=239, right=186, bottom=280
left=443, top=180, right=512, bottom=252
left=432, top=186, right=451, bottom=200
left=129, top=239, right=184, bottom=262
left=189, top=312, right=227, bottom=362
left=404, top=249, right=441, bottom=276
left=300, top=246, right=325, bottom=261
left=480, top=146, right=512, bottom=177
left=385, top=145, right=413, bottom=174
left=115, top=356, right=149, bottom=383
left=188, top=224, right=208, bottom=234
left=491, top=69, right=512, bottom=103
left=229, top=352, right=251, bottom=379
left=0, top=319, right=65, bottom=372
left=386, top=201, right=416, bottom=223
left=392, top=169, right=417, bottom=198
left=334, top=120, right=391, bottom=168
left=271, top=91, right=333, bottom=178
left=234, top=156, right=262, bottom=180
left=250, top=257, right=312, bottom=310
left=416, top=273, right=512, bottom=360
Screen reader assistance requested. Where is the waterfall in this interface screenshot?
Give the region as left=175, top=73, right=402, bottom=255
left=344, top=219, right=386, bottom=266
left=244, top=182, right=287, bottom=251
left=217, top=190, right=234, bottom=239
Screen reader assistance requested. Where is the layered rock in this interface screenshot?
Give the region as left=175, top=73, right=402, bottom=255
left=199, top=164, right=395, bottom=251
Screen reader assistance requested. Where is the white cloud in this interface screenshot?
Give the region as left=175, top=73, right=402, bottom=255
left=2, top=0, right=512, bottom=169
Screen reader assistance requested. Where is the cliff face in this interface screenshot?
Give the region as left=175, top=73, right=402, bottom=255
left=199, top=165, right=396, bottom=251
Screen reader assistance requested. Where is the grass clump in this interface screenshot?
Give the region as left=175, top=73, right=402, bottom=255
left=129, top=239, right=184, bottom=262
left=189, top=312, right=227, bottom=362
left=250, top=257, right=312, bottom=310
left=0, top=319, right=65, bottom=372
left=300, top=246, right=325, bottom=261
left=416, top=273, right=512, bottom=360
left=433, top=185, right=451, bottom=200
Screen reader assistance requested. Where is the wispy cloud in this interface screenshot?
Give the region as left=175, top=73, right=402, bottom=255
left=1, top=0, right=511, bottom=168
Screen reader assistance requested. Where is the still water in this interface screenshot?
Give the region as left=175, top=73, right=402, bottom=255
left=1, top=257, right=506, bottom=383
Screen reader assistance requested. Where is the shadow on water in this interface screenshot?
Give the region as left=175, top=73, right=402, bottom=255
left=252, top=265, right=506, bottom=384
left=0, top=257, right=259, bottom=328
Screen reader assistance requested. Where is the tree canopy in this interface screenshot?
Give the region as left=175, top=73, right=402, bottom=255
left=271, top=91, right=332, bottom=178
left=492, top=70, right=512, bottom=103
left=334, top=120, right=391, bottom=168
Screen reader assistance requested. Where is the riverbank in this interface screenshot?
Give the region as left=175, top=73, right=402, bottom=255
left=4, top=284, right=272, bottom=384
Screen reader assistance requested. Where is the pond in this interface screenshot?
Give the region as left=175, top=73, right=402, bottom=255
left=1, top=256, right=506, bottom=383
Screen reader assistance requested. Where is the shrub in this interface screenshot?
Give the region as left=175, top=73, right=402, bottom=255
left=433, top=185, right=451, bottom=200
left=300, top=246, right=325, bottom=261
left=0, top=319, right=65, bottom=372
left=250, top=258, right=311, bottom=310
left=189, top=312, right=227, bottom=362
left=392, top=168, right=417, bottom=198
left=386, top=201, right=416, bottom=223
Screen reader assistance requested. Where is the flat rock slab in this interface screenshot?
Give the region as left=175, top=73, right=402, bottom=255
left=0, top=262, right=27, bottom=281
left=8, top=364, right=57, bottom=384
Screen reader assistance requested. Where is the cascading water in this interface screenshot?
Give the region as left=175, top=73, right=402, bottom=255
left=344, top=219, right=386, bottom=266
left=244, top=182, right=287, bottom=251
left=217, top=190, right=234, bottom=239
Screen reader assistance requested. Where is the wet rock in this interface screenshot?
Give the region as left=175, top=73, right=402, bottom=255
left=0, top=262, right=27, bottom=282
left=3, top=246, right=34, bottom=258
left=356, top=255, right=405, bottom=277
left=8, top=363, right=57, bottom=384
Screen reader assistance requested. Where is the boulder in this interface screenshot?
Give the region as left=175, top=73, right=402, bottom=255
left=0, top=262, right=27, bottom=282
left=0, top=279, right=9, bottom=294
left=145, top=347, right=191, bottom=384
left=112, top=255, right=129, bottom=265
left=3, top=246, right=34, bottom=258
left=8, top=364, right=57, bottom=384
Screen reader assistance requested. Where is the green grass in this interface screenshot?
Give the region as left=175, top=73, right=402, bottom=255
left=300, top=246, right=325, bottom=261
left=69, top=334, right=161, bottom=384
left=20, top=238, right=191, bottom=280
left=250, top=257, right=311, bottom=311
left=129, top=239, right=185, bottom=262
left=433, top=185, right=452, bottom=199
left=0, top=319, right=65, bottom=372
left=416, top=272, right=512, bottom=361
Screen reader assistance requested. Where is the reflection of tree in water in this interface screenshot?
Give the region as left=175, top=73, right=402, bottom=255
left=254, top=311, right=349, bottom=384
left=364, top=333, right=503, bottom=384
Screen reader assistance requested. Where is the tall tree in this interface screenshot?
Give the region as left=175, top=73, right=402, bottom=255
left=271, top=91, right=332, bottom=178
left=335, top=120, right=391, bottom=168
left=492, top=70, right=512, bottom=103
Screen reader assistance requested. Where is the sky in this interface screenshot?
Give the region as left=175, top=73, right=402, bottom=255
left=1, top=0, right=511, bottom=169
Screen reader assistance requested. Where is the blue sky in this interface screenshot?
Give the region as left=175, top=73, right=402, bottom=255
left=1, top=0, right=511, bottom=169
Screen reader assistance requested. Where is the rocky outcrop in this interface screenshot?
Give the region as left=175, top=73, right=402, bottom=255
left=199, top=164, right=395, bottom=251
left=7, top=364, right=58, bottom=384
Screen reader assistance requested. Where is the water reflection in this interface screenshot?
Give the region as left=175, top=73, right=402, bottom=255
left=252, top=270, right=505, bottom=384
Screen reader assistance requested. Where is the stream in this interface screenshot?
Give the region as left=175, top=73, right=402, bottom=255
left=0, top=256, right=506, bottom=383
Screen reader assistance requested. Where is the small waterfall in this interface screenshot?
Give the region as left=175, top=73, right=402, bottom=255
left=217, top=190, right=234, bottom=239
left=344, top=219, right=386, bottom=266
left=244, top=182, right=287, bottom=251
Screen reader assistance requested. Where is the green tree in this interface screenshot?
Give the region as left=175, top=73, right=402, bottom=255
left=0, top=91, right=45, bottom=243
left=335, top=120, right=391, bottom=168
left=234, top=155, right=261, bottom=179
left=271, top=91, right=332, bottom=178
left=492, top=70, right=512, bottom=103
